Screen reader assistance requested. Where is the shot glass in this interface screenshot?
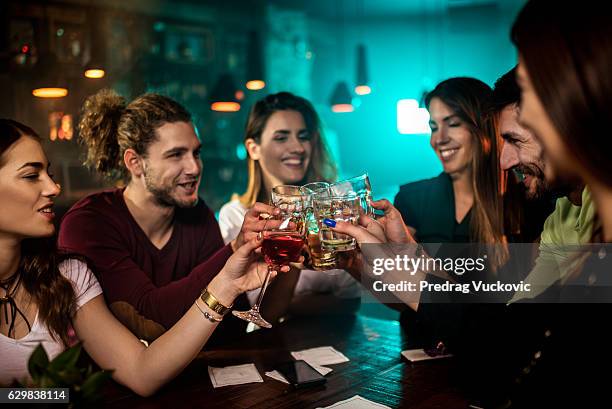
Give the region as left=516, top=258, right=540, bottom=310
left=313, top=192, right=360, bottom=252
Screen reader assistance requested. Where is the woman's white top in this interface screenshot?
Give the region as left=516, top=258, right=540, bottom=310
left=0, top=259, right=102, bottom=385
left=218, top=200, right=361, bottom=305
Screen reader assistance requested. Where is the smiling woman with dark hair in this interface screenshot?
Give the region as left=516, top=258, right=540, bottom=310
left=392, top=77, right=507, bottom=350
left=395, top=77, right=505, bottom=264
left=0, top=118, right=289, bottom=393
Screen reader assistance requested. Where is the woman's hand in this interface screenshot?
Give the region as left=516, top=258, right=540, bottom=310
left=326, top=199, right=418, bottom=275
left=208, top=236, right=294, bottom=306
left=328, top=199, right=414, bottom=246
left=334, top=199, right=412, bottom=242
left=369, top=199, right=415, bottom=244
left=325, top=217, right=384, bottom=246
left=231, top=202, right=284, bottom=251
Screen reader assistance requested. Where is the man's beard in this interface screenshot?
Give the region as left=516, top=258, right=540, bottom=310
left=144, top=170, right=197, bottom=208
left=514, top=164, right=548, bottom=200
left=514, top=163, right=575, bottom=201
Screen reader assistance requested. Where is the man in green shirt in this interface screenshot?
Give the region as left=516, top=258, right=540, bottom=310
left=509, top=187, right=595, bottom=301
left=491, top=67, right=595, bottom=301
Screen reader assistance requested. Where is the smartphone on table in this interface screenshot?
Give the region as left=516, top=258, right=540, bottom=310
left=274, top=360, right=327, bottom=389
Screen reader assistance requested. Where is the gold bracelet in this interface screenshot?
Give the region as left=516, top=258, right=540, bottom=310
left=200, top=288, right=232, bottom=315
left=195, top=299, right=223, bottom=323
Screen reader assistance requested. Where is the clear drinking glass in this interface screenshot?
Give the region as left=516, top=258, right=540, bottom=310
left=330, top=173, right=373, bottom=215
left=313, top=192, right=361, bottom=252
left=232, top=185, right=305, bottom=328
left=300, top=182, right=337, bottom=270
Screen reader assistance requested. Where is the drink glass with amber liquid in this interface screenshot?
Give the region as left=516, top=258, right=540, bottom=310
left=301, top=182, right=338, bottom=271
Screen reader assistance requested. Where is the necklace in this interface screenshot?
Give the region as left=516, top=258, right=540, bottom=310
left=0, top=272, right=31, bottom=337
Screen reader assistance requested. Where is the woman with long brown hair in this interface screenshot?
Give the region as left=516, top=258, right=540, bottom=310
left=392, top=77, right=507, bottom=349
left=512, top=0, right=612, bottom=243
left=395, top=77, right=505, bottom=261
left=0, top=119, right=289, bottom=393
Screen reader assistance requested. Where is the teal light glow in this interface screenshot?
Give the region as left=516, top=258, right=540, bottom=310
left=235, top=143, right=247, bottom=160
left=397, top=99, right=430, bottom=135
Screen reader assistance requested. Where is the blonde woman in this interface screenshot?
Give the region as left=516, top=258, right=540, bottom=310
left=219, top=92, right=360, bottom=322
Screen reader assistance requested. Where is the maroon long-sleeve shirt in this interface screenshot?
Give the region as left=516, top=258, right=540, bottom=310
left=58, top=188, right=233, bottom=340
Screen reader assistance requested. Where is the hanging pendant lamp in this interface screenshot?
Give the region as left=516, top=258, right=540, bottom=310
left=354, top=44, right=371, bottom=95
left=210, top=73, right=241, bottom=112
left=329, top=81, right=354, bottom=113
left=32, top=53, right=68, bottom=98
left=245, top=31, right=265, bottom=90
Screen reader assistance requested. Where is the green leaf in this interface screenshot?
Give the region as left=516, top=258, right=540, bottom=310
left=81, top=371, right=113, bottom=401
left=48, top=344, right=82, bottom=373
left=43, top=370, right=64, bottom=387
left=28, top=344, right=50, bottom=383
left=39, top=374, right=56, bottom=388
left=56, top=367, right=84, bottom=385
left=84, top=365, right=94, bottom=378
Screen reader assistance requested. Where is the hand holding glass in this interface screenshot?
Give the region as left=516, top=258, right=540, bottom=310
left=232, top=185, right=305, bottom=328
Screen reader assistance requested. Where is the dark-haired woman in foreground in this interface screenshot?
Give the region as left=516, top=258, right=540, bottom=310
left=508, top=2, right=612, bottom=403
left=0, top=119, right=288, bottom=394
